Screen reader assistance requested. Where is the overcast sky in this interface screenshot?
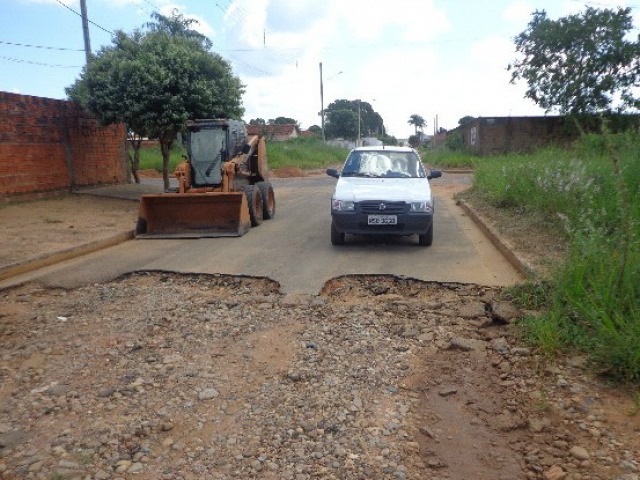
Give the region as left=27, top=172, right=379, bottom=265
left=2, top=0, right=639, bottom=137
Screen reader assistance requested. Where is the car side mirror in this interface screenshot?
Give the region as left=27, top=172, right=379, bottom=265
left=326, top=168, right=340, bottom=179
left=427, top=169, right=442, bottom=180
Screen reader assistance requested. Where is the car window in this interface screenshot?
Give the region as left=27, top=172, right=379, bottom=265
left=342, top=151, right=425, bottom=178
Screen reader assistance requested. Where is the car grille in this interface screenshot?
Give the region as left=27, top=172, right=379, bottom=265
left=359, top=201, right=407, bottom=214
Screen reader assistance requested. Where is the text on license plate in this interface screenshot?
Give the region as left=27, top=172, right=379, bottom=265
left=368, top=215, right=397, bottom=225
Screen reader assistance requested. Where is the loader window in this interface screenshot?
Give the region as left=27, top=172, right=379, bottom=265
left=189, top=128, right=226, bottom=186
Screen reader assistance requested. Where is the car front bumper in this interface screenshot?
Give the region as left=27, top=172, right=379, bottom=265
left=331, top=211, right=433, bottom=236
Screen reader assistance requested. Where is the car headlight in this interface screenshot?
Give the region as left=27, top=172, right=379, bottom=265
left=332, top=199, right=355, bottom=212
left=410, top=201, right=433, bottom=213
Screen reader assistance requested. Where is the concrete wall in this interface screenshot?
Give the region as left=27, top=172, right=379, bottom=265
left=453, top=115, right=640, bottom=156
left=0, top=92, right=128, bottom=197
left=465, top=116, right=576, bottom=156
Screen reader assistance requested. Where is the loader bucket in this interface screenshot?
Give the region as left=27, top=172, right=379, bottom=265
left=135, top=192, right=251, bottom=238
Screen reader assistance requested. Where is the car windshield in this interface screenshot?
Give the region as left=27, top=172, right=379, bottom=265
left=341, top=151, right=426, bottom=178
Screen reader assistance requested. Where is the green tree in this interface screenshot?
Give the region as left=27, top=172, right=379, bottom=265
left=508, top=7, right=640, bottom=114
left=66, top=13, right=244, bottom=189
left=324, top=99, right=383, bottom=139
left=458, top=116, right=476, bottom=126
left=307, top=125, right=322, bottom=135
left=325, top=109, right=358, bottom=140
left=408, top=114, right=426, bottom=135
left=270, top=116, right=300, bottom=132
left=249, top=118, right=266, bottom=125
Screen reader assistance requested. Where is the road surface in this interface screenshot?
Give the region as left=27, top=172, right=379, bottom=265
left=0, top=175, right=522, bottom=294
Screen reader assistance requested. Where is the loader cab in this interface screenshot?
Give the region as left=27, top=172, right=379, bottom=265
left=185, top=120, right=247, bottom=188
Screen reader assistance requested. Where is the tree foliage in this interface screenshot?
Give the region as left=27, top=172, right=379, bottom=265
left=249, top=118, right=266, bottom=125
left=458, top=116, right=476, bottom=126
left=408, top=114, right=426, bottom=134
left=66, top=13, right=244, bottom=189
left=324, top=99, right=384, bottom=140
left=509, top=7, right=640, bottom=114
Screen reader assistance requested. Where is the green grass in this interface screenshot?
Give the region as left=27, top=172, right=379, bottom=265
left=133, top=137, right=349, bottom=172
left=266, top=136, right=349, bottom=170
left=420, top=150, right=480, bottom=169
left=136, top=145, right=186, bottom=172
left=474, top=131, right=640, bottom=384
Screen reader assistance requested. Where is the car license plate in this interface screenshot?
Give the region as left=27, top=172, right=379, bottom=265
left=368, top=215, right=397, bottom=225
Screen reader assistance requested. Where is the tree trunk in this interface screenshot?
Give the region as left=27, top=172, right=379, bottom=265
left=129, top=137, right=142, bottom=184
left=160, top=134, right=173, bottom=191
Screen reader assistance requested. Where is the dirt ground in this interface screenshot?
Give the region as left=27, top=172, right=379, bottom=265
left=0, top=195, right=139, bottom=269
left=0, top=273, right=638, bottom=480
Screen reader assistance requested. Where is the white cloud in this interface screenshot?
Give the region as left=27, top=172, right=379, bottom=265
left=159, top=4, right=215, bottom=37
left=503, top=1, right=534, bottom=23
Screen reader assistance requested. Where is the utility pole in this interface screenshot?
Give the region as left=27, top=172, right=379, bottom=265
left=80, top=0, right=92, bottom=64
left=357, top=99, right=361, bottom=147
left=319, top=62, right=325, bottom=143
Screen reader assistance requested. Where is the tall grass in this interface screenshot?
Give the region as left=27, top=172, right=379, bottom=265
left=475, top=132, right=640, bottom=383
left=267, top=136, right=349, bottom=170
left=134, top=137, right=349, bottom=172
left=421, top=150, right=479, bottom=169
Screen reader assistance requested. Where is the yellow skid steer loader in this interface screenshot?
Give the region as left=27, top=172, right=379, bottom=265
left=135, top=119, right=276, bottom=238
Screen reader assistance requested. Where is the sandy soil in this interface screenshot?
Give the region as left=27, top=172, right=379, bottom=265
left=0, top=195, right=138, bottom=269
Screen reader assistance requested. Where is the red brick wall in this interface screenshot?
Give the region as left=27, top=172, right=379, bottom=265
left=0, top=92, right=127, bottom=197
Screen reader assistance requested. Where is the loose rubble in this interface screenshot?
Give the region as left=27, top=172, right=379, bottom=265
left=0, top=272, right=637, bottom=479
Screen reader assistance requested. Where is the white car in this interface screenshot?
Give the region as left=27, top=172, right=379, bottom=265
left=327, top=146, right=442, bottom=246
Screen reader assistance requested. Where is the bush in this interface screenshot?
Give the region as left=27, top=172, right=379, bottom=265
left=476, top=132, right=640, bottom=383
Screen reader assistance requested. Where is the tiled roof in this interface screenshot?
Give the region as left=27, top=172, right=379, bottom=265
left=246, top=124, right=297, bottom=136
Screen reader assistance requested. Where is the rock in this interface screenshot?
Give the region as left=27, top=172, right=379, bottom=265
left=198, top=388, right=220, bottom=400
left=0, top=431, right=27, bottom=449
left=544, top=465, right=567, bottom=480
left=438, top=388, right=458, bottom=397
left=490, top=301, right=521, bottom=324
left=449, top=337, right=486, bottom=352
left=569, top=446, right=589, bottom=461
left=455, top=301, right=487, bottom=319
left=529, top=417, right=552, bottom=433
left=127, top=462, right=144, bottom=473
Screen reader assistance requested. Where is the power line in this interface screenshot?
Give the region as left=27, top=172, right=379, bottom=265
left=0, top=55, right=81, bottom=68
left=54, top=0, right=113, bottom=34
left=0, top=40, right=84, bottom=52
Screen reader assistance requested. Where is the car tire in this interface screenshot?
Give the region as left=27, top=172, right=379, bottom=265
left=241, top=185, right=263, bottom=227
left=256, top=181, right=276, bottom=220
left=331, top=222, right=345, bottom=245
left=418, top=221, right=433, bottom=246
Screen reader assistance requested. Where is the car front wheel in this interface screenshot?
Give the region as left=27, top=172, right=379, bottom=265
left=418, top=221, right=433, bottom=246
left=331, top=222, right=345, bottom=245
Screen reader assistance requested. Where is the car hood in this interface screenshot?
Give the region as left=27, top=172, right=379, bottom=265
left=334, top=177, right=433, bottom=202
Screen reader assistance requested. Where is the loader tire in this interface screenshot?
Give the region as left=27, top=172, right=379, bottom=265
left=257, top=181, right=276, bottom=220
left=135, top=218, right=147, bottom=236
left=242, top=185, right=263, bottom=227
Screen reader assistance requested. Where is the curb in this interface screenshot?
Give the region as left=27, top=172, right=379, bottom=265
left=457, top=199, right=536, bottom=279
left=0, top=231, right=134, bottom=282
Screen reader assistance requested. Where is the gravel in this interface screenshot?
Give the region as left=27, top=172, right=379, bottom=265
left=0, top=272, right=637, bottom=479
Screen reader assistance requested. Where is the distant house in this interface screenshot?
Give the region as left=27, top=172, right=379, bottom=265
left=299, top=130, right=316, bottom=137
left=246, top=123, right=298, bottom=141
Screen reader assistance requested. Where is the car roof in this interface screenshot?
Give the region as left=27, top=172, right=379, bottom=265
left=350, top=146, right=417, bottom=154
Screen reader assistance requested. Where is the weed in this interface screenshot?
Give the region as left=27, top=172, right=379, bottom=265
left=475, top=132, right=640, bottom=383
left=503, top=281, right=552, bottom=310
